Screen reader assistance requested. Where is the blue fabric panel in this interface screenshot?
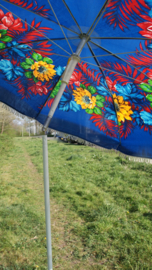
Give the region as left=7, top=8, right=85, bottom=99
left=3, top=0, right=81, bottom=34
left=117, top=127, right=152, bottom=158
left=92, top=0, right=150, bottom=38
left=37, top=113, right=120, bottom=150
left=0, top=83, right=37, bottom=118
left=61, top=0, right=108, bottom=32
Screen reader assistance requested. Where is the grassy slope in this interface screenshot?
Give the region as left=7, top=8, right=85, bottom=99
left=0, top=137, right=152, bottom=269
left=0, top=137, right=47, bottom=269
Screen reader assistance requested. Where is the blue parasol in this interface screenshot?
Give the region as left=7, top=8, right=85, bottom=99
left=0, top=0, right=152, bottom=157
left=1, top=1, right=152, bottom=268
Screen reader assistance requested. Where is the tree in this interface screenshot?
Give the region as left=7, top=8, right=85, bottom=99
left=0, top=102, right=44, bottom=136
left=0, top=103, right=16, bottom=134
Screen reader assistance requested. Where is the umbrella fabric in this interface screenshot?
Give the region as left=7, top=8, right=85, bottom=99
left=0, top=0, right=152, bottom=158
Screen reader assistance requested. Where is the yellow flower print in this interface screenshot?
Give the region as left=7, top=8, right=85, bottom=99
left=73, top=87, right=96, bottom=109
left=113, top=93, right=133, bottom=122
left=31, top=61, right=56, bottom=82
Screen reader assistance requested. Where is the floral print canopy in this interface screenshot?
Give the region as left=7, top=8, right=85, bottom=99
left=0, top=0, right=152, bottom=158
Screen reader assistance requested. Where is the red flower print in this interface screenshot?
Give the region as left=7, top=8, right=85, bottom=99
left=90, top=113, right=118, bottom=138
left=46, top=98, right=54, bottom=108
left=105, top=76, right=117, bottom=92
left=0, top=9, right=23, bottom=31
left=138, top=17, right=152, bottom=38
left=69, top=71, right=82, bottom=89
left=29, top=82, right=48, bottom=96
left=146, top=69, right=152, bottom=79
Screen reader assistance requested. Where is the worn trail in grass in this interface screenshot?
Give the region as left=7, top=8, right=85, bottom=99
left=0, top=137, right=47, bottom=269
left=0, top=137, right=100, bottom=270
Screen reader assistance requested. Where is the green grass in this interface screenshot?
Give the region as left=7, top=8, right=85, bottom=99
left=0, top=134, right=14, bottom=156
left=1, top=137, right=152, bottom=269
left=0, top=137, right=47, bottom=270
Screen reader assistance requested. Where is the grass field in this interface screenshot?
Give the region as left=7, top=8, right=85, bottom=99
left=0, top=136, right=152, bottom=269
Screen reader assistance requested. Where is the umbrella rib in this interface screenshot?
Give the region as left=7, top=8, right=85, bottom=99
left=33, top=51, right=68, bottom=57
left=90, top=40, right=151, bottom=80
left=0, top=3, right=71, bottom=56
left=61, top=0, right=83, bottom=34
left=0, top=38, right=70, bottom=57
left=87, top=0, right=111, bottom=37
left=81, top=60, right=147, bottom=84
left=87, top=42, right=121, bottom=143
left=0, top=46, right=69, bottom=58
left=81, top=48, right=152, bottom=58
left=47, top=0, right=73, bottom=53
left=48, top=37, right=79, bottom=40
left=24, top=37, right=80, bottom=41
left=1, top=0, right=79, bottom=36
left=91, top=37, right=152, bottom=40
left=87, top=43, right=110, bottom=91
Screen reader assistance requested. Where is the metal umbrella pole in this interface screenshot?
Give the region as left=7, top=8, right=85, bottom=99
left=42, top=134, right=53, bottom=270
left=42, top=36, right=88, bottom=270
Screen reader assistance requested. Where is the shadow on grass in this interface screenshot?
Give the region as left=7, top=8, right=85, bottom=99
left=143, top=212, right=152, bottom=221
